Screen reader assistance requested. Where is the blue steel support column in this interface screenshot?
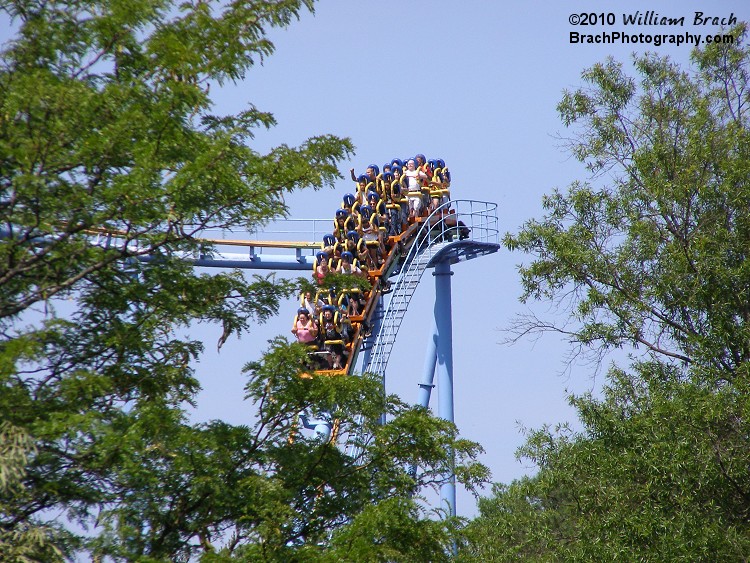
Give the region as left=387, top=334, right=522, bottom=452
left=408, top=319, right=438, bottom=479
left=433, top=260, right=456, bottom=518
left=416, top=318, right=438, bottom=409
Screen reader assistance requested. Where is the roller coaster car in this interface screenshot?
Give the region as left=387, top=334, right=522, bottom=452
left=303, top=170, right=454, bottom=380
left=438, top=211, right=471, bottom=240
left=307, top=287, right=383, bottom=377
left=338, top=288, right=365, bottom=320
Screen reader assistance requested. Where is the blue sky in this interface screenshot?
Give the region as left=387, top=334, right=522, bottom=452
left=183, top=0, right=746, bottom=517
left=3, top=0, right=743, bottom=518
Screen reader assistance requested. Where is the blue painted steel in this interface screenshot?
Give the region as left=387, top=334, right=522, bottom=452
left=139, top=253, right=315, bottom=271
left=433, top=260, right=456, bottom=518
left=417, top=318, right=438, bottom=409
left=408, top=319, right=438, bottom=479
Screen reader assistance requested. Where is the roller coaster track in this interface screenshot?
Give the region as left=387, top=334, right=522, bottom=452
left=361, top=199, right=499, bottom=379
left=2, top=199, right=499, bottom=383
left=340, top=199, right=499, bottom=459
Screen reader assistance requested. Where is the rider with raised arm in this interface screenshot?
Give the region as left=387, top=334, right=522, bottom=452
left=404, top=159, right=429, bottom=220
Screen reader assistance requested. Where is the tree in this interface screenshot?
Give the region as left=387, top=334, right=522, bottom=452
left=83, top=340, right=487, bottom=561
left=460, top=24, right=750, bottom=561
left=460, top=365, right=750, bottom=561
left=0, top=1, right=488, bottom=560
left=0, top=422, right=63, bottom=562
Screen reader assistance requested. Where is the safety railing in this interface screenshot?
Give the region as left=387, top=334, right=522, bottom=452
left=363, top=200, right=499, bottom=378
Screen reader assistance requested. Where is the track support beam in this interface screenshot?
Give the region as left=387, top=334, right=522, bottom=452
left=433, top=261, right=456, bottom=518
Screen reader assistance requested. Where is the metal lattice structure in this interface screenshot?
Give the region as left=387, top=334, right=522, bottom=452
left=363, top=199, right=500, bottom=378
left=345, top=200, right=500, bottom=489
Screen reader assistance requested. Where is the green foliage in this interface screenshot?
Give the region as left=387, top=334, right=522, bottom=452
left=461, top=364, right=750, bottom=561
left=464, top=23, right=750, bottom=562
left=73, top=340, right=486, bottom=561
left=505, top=24, right=750, bottom=375
left=296, top=271, right=373, bottom=307
left=0, top=421, right=66, bottom=562
left=0, top=0, right=353, bottom=323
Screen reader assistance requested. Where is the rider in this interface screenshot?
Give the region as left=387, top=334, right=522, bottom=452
left=291, top=307, right=318, bottom=345
left=404, top=159, right=429, bottom=220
